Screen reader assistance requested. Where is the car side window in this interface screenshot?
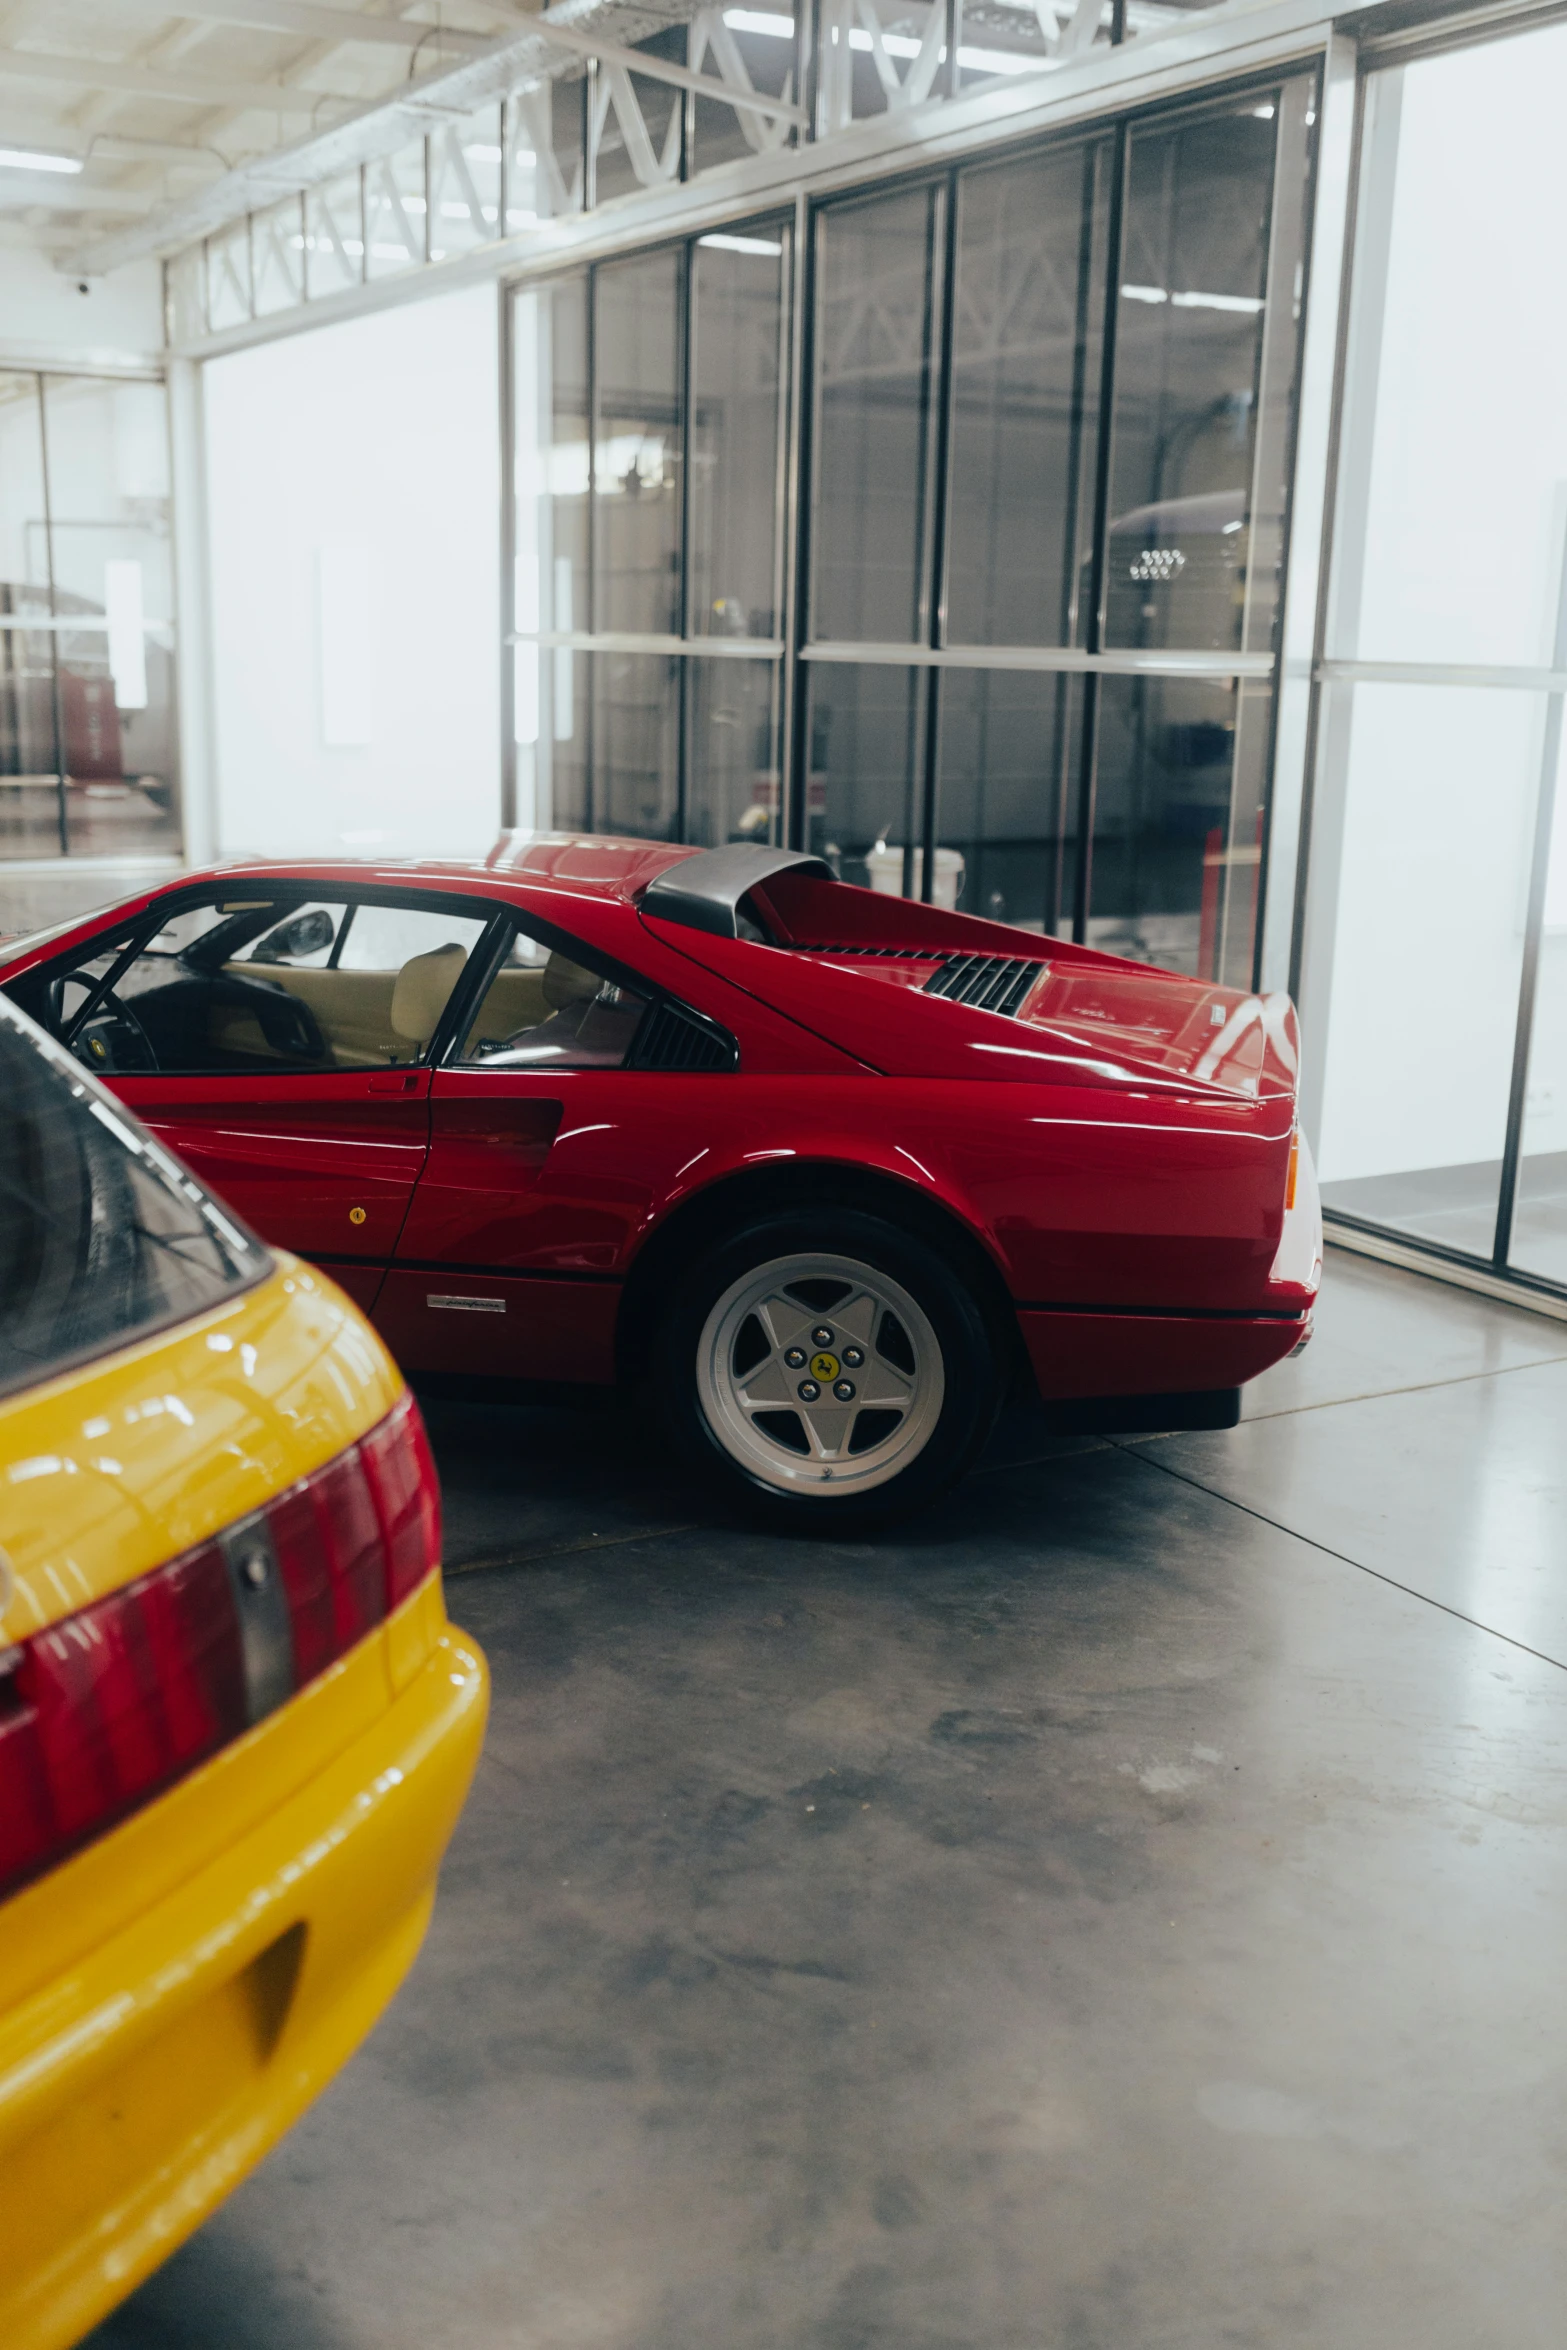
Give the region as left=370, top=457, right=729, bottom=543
left=457, top=924, right=649, bottom=1070
left=25, top=892, right=489, bottom=1079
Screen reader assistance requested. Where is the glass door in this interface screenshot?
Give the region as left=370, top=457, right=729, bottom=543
left=1304, top=22, right=1567, bottom=1302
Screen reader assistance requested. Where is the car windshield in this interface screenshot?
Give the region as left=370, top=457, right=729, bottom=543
left=0, top=998, right=269, bottom=1401
left=0, top=889, right=155, bottom=968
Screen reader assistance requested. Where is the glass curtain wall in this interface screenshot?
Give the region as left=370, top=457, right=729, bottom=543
left=0, top=372, right=179, bottom=861
left=802, top=78, right=1313, bottom=978
left=1305, top=21, right=1567, bottom=1299
left=506, top=82, right=1314, bottom=984
left=509, top=217, right=790, bottom=846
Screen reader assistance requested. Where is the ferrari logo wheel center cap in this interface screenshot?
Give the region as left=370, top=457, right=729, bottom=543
left=809, top=1351, right=840, bottom=1382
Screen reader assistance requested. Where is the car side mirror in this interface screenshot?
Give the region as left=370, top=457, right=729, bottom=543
left=254, top=908, right=333, bottom=962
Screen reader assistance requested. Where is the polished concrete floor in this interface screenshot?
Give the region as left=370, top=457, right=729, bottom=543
left=91, top=1250, right=1567, bottom=2350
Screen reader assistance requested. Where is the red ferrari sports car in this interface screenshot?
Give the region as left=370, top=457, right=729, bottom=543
left=0, top=837, right=1320, bottom=1525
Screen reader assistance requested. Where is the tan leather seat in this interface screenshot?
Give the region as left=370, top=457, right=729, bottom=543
left=542, top=952, right=602, bottom=1011
left=391, top=942, right=469, bottom=1047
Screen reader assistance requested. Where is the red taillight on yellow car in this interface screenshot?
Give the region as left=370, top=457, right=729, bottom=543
left=0, top=1391, right=440, bottom=1904
left=1285, top=1129, right=1300, bottom=1213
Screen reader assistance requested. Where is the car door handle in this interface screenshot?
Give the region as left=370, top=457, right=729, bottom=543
left=367, top=1071, right=423, bottom=1095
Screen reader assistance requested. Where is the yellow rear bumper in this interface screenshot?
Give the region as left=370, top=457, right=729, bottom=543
left=0, top=1604, right=488, bottom=2350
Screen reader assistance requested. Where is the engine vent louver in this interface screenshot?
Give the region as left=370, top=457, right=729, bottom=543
left=923, top=954, right=1045, bottom=1018
left=632, top=999, right=738, bottom=1072
left=789, top=942, right=933, bottom=959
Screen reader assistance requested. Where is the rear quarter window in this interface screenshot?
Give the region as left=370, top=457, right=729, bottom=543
left=0, top=998, right=269, bottom=1401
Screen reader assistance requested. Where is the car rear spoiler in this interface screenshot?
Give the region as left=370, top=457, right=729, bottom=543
left=640, top=846, right=834, bottom=938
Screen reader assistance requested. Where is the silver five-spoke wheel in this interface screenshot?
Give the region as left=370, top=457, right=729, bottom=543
left=695, top=1252, right=945, bottom=1497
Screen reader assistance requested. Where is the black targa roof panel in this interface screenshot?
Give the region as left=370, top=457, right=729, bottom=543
left=640, top=846, right=834, bottom=939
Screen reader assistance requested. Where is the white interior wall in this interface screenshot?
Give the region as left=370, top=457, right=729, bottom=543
left=203, top=285, right=501, bottom=861
left=1315, top=26, right=1567, bottom=1181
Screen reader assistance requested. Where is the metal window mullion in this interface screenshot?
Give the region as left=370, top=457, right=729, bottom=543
left=1232, top=69, right=1316, bottom=990
left=904, top=182, right=946, bottom=898
left=584, top=60, right=600, bottom=212
left=788, top=197, right=821, bottom=853
left=678, top=243, right=694, bottom=646
left=776, top=197, right=805, bottom=851
left=919, top=169, right=960, bottom=903
left=1075, top=117, right=1128, bottom=943
left=293, top=191, right=307, bottom=303
left=798, top=641, right=1273, bottom=674
left=500, top=282, right=517, bottom=832
left=677, top=243, right=693, bottom=837
left=1218, top=79, right=1286, bottom=985
left=798, top=0, right=819, bottom=151
left=36, top=373, right=67, bottom=857
left=586, top=263, right=598, bottom=827
left=1051, top=136, right=1106, bottom=937
left=1494, top=525, right=1567, bottom=1268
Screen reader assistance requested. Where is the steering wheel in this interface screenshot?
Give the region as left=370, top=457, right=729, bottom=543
left=72, top=988, right=158, bottom=1076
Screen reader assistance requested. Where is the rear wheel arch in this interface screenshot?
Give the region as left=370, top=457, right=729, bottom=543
left=614, top=1157, right=1022, bottom=1389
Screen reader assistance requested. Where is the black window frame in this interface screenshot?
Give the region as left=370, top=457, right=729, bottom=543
left=11, top=882, right=518, bottom=1080
left=445, top=906, right=740, bottom=1074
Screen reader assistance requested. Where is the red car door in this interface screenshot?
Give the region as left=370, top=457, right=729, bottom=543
left=372, top=928, right=702, bottom=1381
left=28, top=887, right=496, bottom=1315
left=113, top=1066, right=433, bottom=1313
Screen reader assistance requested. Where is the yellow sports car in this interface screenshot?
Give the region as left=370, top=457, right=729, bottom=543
left=0, top=993, right=488, bottom=2350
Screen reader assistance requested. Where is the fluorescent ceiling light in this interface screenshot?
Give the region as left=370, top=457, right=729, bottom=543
left=723, top=7, right=794, bottom=32
left=1121, top=285, right=1264, bottom=314
left=1251, top=103, right=1275, bottom=118
left=0, top=146, right=83, bottom=174
left=463, top=143, right=503, bottom=161
left=1171, top=290, right=1264, bottom=313
left=698, top=232, right=783, bottom=255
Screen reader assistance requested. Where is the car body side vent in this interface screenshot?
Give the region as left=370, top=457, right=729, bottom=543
left=923, top=953, right=1045, bottom=1018
left=631, top=999, right=738, bottom=1072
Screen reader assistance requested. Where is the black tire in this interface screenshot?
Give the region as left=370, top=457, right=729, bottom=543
left=653, top=1205, right=1002, bottom=1531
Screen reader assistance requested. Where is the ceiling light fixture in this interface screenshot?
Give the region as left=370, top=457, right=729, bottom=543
left=0, top=146, right=83, bottom=174
left=698, top=232, right=783, bottom=255
left=722, top=7, right=794, bottom=33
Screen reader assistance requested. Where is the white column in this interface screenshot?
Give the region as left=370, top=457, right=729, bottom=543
left=167, top=352, right=218, bottom=866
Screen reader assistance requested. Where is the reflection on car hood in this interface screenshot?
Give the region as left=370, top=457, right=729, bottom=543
left=643, top=871, right=1300, bottom=1102
left=779, top=943, right=1294, bottom=1098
